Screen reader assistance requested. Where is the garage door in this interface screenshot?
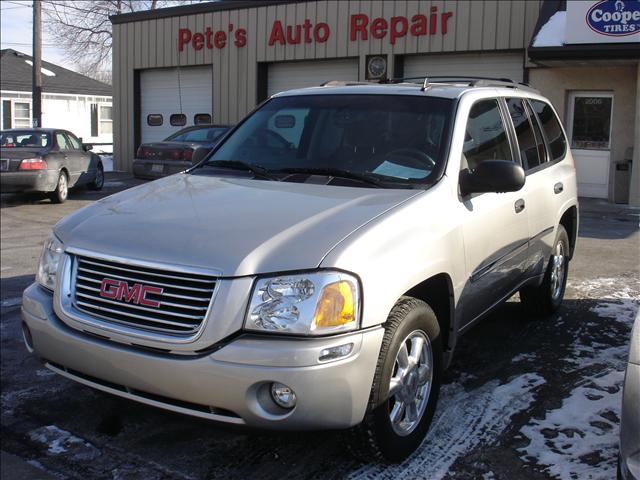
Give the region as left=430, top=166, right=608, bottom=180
left=140, top=66, right=213, bottom=144
left=403, top=53, right=524, bottom=83
left=267, top=59, right=359, bottom=96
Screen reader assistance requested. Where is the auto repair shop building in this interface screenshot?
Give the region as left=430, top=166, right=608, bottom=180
left=110, top=0, right=640, bottom=205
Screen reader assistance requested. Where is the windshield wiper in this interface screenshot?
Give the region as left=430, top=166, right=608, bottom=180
left=278, top=167, right=383, bottom=188
left=203, top=160, right=278, bottom=181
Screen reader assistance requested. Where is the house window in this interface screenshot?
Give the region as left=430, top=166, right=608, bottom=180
left=170, top=113, right=186, bottom=126
left=99, top=105, right=112, bottom=134
left=14, top=102, right=31, bottom=128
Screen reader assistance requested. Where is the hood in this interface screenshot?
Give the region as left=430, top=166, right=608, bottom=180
left=55, top=173, right=419, bottom=276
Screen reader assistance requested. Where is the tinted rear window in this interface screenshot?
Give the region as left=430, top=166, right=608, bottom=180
left=530, top=100, right=567, bottom=162
left=0, top=130, right=51, bottom=148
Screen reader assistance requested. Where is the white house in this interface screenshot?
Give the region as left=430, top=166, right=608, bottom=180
left=0, top=49, right=113, bottom=153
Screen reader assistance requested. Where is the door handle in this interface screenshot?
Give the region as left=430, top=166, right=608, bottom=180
left=554, top=182, right=564, bottom=194
left=514, top=199, right=525, bottom=213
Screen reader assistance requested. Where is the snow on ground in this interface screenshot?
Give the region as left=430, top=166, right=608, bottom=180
left=349, top=373, right=546, bottom=480
left=518, top=278, right=639, bottom=480
left=98, top=154, right=114, bottom=172
left=29, top=425, right=100, bottom=460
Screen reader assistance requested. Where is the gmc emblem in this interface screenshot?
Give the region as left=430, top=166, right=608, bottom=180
left=99, top=278, right=163, bottom=308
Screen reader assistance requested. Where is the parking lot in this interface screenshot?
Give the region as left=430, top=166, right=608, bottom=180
left=1, top=176, right=638, bottom=480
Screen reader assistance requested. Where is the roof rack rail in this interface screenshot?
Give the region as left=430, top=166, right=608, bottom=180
left=320, top=80, right=376, bottom=87
left=387, top=75, right=539, bottom=93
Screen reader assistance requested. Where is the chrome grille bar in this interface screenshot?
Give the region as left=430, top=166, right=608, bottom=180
left=72, top=254, right=217, bottom=336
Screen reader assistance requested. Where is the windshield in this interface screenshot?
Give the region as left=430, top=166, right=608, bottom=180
left=205, top=94, right=453, bottom=186
left=166, top=127, right=228, bottom=143
left=0, top=130, right=51, bottom=148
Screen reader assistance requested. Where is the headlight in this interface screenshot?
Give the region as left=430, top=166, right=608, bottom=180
left=245, top=271, right=360, bottom=336
left=36, top=232, right=64, bottom=291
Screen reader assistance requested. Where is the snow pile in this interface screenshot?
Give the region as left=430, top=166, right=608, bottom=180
left=29, top=425, right=100, bottom=460
left=98, top=154, right=114, bottom=172
left=532, top=12, right=566, bottom=47
left=518, top=278, right=639, bottom=479
left=350, top=373, right=545, bottom=480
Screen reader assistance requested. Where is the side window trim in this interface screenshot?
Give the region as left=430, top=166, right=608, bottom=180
left=498, top=97, right=523, bottom=168
left=525, top=99, right=552, bottom=166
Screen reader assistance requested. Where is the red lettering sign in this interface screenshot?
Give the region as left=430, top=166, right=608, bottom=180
left=178, top=9, right=454, bottom=51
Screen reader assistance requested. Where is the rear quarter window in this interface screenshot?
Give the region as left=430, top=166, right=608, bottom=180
left=530, top=100, right=567, bottom=162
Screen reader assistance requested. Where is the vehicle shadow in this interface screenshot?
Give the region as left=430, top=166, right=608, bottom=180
left=3, top=292, right=636, bottom=479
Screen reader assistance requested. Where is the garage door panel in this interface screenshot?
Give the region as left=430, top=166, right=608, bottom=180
left=404, top=53, right=524, bottom=83
left=267, top=59, right=359, bottom=96
left=140, top=67, right=213, bottom=144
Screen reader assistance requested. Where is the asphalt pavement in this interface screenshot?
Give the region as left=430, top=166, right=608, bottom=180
left=1, top=177, right=638, bottom=480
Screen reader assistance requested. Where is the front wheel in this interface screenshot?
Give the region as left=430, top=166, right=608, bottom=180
left=351, top=297, right=442, bottom=462
left=48, top=171, right=68, bottom=203
left=520, top=224, right=570, bottom=316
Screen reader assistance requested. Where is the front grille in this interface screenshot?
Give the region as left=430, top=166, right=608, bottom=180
left=72, top=255, right=216, bottom=336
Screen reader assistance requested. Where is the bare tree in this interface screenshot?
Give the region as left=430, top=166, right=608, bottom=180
left=42, top=1, right=206, bottom=84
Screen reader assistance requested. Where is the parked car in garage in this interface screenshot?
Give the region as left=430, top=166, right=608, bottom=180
left=1, top=128, right=104, bottom=203
left=133, top=124, right=230, bottom=179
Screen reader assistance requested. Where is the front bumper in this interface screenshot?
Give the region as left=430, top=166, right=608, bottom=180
left=620, top=361, right=640, bottom=480
left=132, top=159, right=190, bottom=179
left=0, top=170, right=59, bottom=193
left=22, top=283, right=383, bottom=430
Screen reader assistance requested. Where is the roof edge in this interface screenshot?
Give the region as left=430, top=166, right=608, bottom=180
left=110, top=0, right=301, bottom=25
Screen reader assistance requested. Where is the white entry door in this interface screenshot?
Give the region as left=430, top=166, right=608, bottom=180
left=567, top=92, right=613, bottom=199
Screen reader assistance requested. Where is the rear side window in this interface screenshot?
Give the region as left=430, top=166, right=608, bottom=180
left=506, top=98, right=549, bottom=171
left=56, top=132, right=71, bottom=151
left=463, top=99, right=513, bottom=170
left=530, top=100, right=567, bottom=162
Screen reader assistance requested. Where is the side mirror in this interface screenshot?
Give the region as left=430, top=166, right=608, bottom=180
left=191, top=147, right=212, bottom=165
left=82, top=143, right=93, bottom=152
left=459, top=160, right=525, bottom=196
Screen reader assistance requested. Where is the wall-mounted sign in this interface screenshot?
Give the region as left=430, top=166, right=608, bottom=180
left=178, top=7, right=454, bottom=51
left=566, top=0, right=640, bottom=43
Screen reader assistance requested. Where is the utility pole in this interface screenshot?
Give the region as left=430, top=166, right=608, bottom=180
left=32, top=0, right=42, bottom=128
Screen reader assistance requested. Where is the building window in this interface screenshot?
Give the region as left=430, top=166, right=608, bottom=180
left=99, top=105, right=113, bottom=134
left=147, top=114, right=163, bottom=126
left=13, top=102, right=31, bottom=128
left=194, top=113, right=212, bottom=125
left=170, top=113, right=186, bottom=126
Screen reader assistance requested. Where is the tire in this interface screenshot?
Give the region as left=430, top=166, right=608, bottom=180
left=351, top=296, right=442, bottom=462
left=88, top=162, right=104, bottom=191
left=520, top=225, right=570, bottom=316
left=48, top=171, right=69, bottom=204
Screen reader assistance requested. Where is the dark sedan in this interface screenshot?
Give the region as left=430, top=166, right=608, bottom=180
left=133, top=124, right=230, bottom=179
left=0, top=129, right=104, bottom=203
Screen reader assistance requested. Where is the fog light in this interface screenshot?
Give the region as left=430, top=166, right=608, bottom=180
left=270, top=382, right=296, bottom=409
left=319, top=343, right=354, bottom=362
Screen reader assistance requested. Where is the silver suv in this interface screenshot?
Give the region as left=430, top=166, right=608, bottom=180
left=22, top=78, right=578, bottom=461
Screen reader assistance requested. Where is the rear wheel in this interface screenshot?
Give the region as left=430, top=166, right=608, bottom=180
left=351, top=297, right=442, bottom=462
left=48, top=171, right=68, bottom=203
left=520, top=225, right=570, bottom=316
left=88, top=162, right=104, bottom=190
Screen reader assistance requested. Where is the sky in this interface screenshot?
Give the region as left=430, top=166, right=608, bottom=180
left=1, top=0, right=77, bottom=71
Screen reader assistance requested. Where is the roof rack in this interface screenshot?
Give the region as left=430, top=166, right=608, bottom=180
left=320, top=80, right=376, bottom=87
left=386, top=75, right=539, bottom=93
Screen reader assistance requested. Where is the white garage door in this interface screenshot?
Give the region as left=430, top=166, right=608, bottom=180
left=268, top=59, right=359, bottom=96
left=140, top=66, right=213, bottom=143
left=404, top=53, right=524, bottom=83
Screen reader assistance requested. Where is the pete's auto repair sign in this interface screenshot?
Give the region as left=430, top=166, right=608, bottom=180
left=178, top=6, right=454, bottom=52
left=566, top=0, right=640, bottom=43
